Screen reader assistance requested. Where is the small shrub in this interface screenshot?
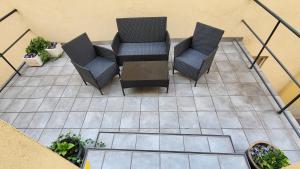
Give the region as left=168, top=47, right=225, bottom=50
left=49, top=132, right=105, bottom=167
left=26, top=37, right=50, bottom=54
left=250, top=143, right=290, bottom=169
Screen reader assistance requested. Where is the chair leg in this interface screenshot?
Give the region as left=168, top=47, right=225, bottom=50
left=118, top=72, right=121, bottom=78
left=194, top=80, right=198, bottom=87
left=83, top=80, right=87, bottom=85
left=207, top=67, right=210, bottom=73
left=99, top=88, right=103, bottom=95
left=172, top=66, right=175, bottom=74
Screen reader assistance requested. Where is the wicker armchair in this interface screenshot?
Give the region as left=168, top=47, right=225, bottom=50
left=112, top=17, right=170, bottom=65
left=173, top=22, right=224, bottom=86
left=62, top=33, right=119, bottom=95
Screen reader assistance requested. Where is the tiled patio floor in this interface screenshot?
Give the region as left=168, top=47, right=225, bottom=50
left=0, top=40, right=300, bottom=163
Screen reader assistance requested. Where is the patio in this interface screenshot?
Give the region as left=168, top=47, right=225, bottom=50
left=1, top=40, right=300, bottom=165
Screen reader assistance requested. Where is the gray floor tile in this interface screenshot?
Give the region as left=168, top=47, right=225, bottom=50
left=250, top=96, right=274, bottom=111
left=176, top=84, right=193, bottom=96
left=194, top=97, right=215, bottom=111
left=88, top=98, right=107, bottom=111
left=82, top=112, right=103, bottom=128
left=120, top=111, right=140, bottom=128
left=61, top=85, right=80, bottom=97
left=101, top=111, right=122, bottom=128
left=219, top=155, right=249, bottom=169
left=3, top=87, right=23, bottom=98
left=24, top=129, right=43, bottom=141
left=21, top=98, right=44, bottom=112
left=160, top=135, right=184, bottom=151
left=219, top=72, right=238, bottom=83
left=31, top=86, right=51, bottom=98
left=98, top=133, right=114, bottom=148
left=140, top=111, right=159, bottom=128
left=198, top=111, right=221, bottom=128
left=217, top=112, right=242, bottom=128
left=77, top=86, right=95, bottom=97
left=205, top=72, right=222, bottom=83
left=189, top=154, right=220, bottom=169
left=230, top=96, right=253, bottom=111
left=244, top=129, right=270, bottom=144
left=54, top=98, right=75, bottom=111
left=28, top=113, right=51, bottom=128
left=46, top=86, right=66, bottom=97
left=216, top=61, right=233, bottom=72
left=12, top=113, right=35, bottom=128
left=54, top=76, right=71, bottom=85
left=38, top=129, right=61, bottom=147
left=192, top=84, right=210, bottom=96
left=38, top=98, right=60, bottom=112
left=201, top=129, right=223, bottom=135
left=102, top=151, right=131, bottom=169
left=258, top=111, right=285, bottom=129
left=0, top=113, right=18, bottom=124
left=68, top=75, right=83, bottom=85
left=177, top=97, right=196, bottom=111
left=136, top=134, right=159, bottom=150
left=6, top=99, right=28, bottom=112
left=112, top=134, right=136, bottom=149
left=178, top=111, right=199, bottom=128
left=212, top=96, right=234, bottom=111
left=0, top=99, right=13, bottom=112
left=223, top=129, right=249, bottom=151
left=208, top=83, right=228, bottom=96
left=64, top=111, right=86, bottom=128
left=283, top=151, right=300, bottom=163
left=161, top=153, right=189, bottom=169
left=123, top=97, right=141, bottom=111
left=184, top=136, right=210, bottom=152
left=208, top=136, right=234, bottom=153
left=105, top=97, right=124, bottom=111
left=236, top=72, right=256, bottom=83
left=46, top=111, right=69, bottom=128
left=159, top=97, right=177, bottom=111
left=236, top=111, right=263, bottom=129
left=85, top=150, right=105, bottom=169
left=80, top=129, right=99, bottom=144
left=71, top=98, right=91, bottom=111
left=267, top=129, right=298, bottom=150
left=132, top=152, right=159, bottom=169
left=141, top=97, right=158, bottom=111
left=17, top=87, right=36, bottom=98
left=160, top=111, right=179, bottom=128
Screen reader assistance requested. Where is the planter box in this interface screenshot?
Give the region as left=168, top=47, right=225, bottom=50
left=45, top=43, right=64, bottom=58
left=24, top=54, right=43, bottom=67
left=246, top=141, right=286, bottom=169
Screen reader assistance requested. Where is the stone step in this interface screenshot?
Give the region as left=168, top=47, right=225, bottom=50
left=96, top=132, right=235, bottom=154
left=84, top=149, right=251, bottom=169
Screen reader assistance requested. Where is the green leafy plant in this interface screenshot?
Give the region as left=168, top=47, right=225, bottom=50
left=38, top=50, right=51, bottom=63
left=26, top=37, right=50, bottom=54
left=250, top=144, right=290, bottom=169
left=26, top=37, right=51, bottom=63
left=49, top=132, right=105, bottom=166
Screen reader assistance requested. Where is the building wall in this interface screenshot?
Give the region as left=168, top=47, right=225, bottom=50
left=0, top=0, right=299, bottom=95
left=0, top=120, right=78, bottom=169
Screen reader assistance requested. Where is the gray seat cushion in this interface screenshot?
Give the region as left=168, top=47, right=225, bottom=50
left=85, top=56, right=118, bottom=87
left=176, top=49, right=207, bottom=69
left=118, top=42, right=168, bottom=56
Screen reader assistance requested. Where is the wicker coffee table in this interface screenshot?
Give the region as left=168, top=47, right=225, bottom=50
left=120, top=61, right=169, bottom=96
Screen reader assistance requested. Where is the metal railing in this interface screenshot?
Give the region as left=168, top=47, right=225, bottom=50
left=237, top=0, right=300, bottom=136
left=0, top=9, right=30, bottom=92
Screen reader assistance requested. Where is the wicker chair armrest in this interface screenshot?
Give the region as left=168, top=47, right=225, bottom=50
left=111, top=32, right=121, bottom=53
left=174, top=36, right=192, bottom=58
left=94, top=45, right=117, bottom=62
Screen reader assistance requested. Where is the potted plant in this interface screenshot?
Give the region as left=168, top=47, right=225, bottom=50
left=247, top=141, right=290, bottom=169
left=45, top=42, right=64, bottom=58
left=49, top=132, right=105, bottom=167
left=24, top=37, right=51, bottom=66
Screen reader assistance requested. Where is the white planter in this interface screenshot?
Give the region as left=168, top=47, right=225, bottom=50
left=24, top=54, right=43, bottom=67
left=45, top=43, right=64, bottom=58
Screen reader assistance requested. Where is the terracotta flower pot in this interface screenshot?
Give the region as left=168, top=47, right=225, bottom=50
left=246, top=141, right=279, bottom=169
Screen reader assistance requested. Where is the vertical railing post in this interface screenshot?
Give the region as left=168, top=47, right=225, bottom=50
left=250, top=20, right=281, bottom=69
left=277, top=94, right=300, bottom=114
